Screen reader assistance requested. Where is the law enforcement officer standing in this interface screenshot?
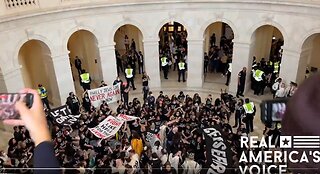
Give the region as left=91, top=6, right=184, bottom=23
left=225, top=60, right=232, bottom=86
left=178, top=59, right=186, bottom=82
left=80, top=69, right=91, bottom=91
left=125, top=65, right=136, bottom=90
left=236, top=67, right=247, bottom=98
left=243, top=98, right=256, bottom=133
left=160, top=54, right=169, bottom=79
left=37, top=84, right=50, bottom=110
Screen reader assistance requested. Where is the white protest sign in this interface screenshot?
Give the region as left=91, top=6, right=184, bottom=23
left=88, top=83, right=121, bottom=107
left=89, top=116, right=124, bottom=139
left=117, top=114, right=138, bottom=122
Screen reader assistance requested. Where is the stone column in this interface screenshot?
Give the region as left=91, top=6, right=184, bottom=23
left=99, top=44, right=118, bottom=85
left=280, top=47, right=301, bottom=84
left=51, top=54, right=75, bottom=105
left=143, top=39, right=161, bottom=88
left=229, top=42, right=252, bottom=94
left=187, top=39, right=204, bottom=88
left=2, top=67, right=25, bottom=93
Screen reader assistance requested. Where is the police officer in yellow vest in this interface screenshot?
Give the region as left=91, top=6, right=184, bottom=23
left=160, top=54, right=169, bottom=79
left=253, top=64, right=265, bottom=96
left=273, top=61, right=280, bottom=74
left=125, top=65, right=136, bottom=90
left=178, top=59, right=186, bottom=82
left=37, top=84, right=50, bottom=110
left=80, top=69, right=91, bottom=91
left=243, top=98, right=256, bottom=133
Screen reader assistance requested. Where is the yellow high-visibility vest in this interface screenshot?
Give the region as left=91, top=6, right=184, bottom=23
left=38, top=87, right=47, bottom=99
left=243, top=102, right=254, bottom=114
left=80, top=73, right=90, bottom=83
left=178, top=62, right=185, bottom=70
left=161, top=57, right=168, bottom=66
left=254, top=70, right=264, bottom=81
left=274, top=62, right=280, bottom=73
left=125, top=68, right=133, bottom=78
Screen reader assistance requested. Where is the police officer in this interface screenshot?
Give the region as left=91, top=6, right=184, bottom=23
left=125, top=65, right=136, bottom=90
left=236, top=67, right=247, bottom=98
left=80, top=70, right=91, bottom=91
left=160, top=54, right=169, bottom=79
left=66, top=92, right=80, bottom=115
left=225, top=60, right=232, bottom=86
left=243, top=98, right=256, bottom=133
left=178, top=59, right=186, bottom=82
left=253, top=65, right=265, bottom=95
left=37, top=84, right=50, bottom=110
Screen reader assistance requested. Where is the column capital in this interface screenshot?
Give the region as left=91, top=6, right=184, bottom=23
left=2, top=66, right=21, bottom=78
left=143, top=39, right=159, bottom=46
left=233, top=41, right=251, bottom=48
left=282, top=46, right=301, bottom=56
left=99, top=44, right=116, bottom=51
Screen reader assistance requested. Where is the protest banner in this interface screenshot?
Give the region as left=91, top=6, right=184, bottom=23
left=49, top=105, right=80, bottom=126
left=89, top=116, right=124, bottom=139
left=202, top=125, right=232, bottom=174
left=117, top=114, right=138, bottom=122
left=88, top=83, right=121, bottom=107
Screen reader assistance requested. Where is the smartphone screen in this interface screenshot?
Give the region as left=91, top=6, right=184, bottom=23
left=0, top=93, right=33, bottom=120
left=260, top=98, right=288, bottom=124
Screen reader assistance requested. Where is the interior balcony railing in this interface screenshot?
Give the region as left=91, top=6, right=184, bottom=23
left=0, top=0, right=320, bottom=18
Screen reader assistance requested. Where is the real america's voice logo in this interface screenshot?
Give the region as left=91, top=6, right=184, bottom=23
left=239, top=135, right=320, bottom=174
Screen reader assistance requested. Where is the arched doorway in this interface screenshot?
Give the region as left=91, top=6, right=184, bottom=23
left=114, top=24, right=144, bottom=90
left=18, top=40, right=60, bottom=106
left=67, top=30, right=103, bottom=94
left=297, top=33, right=320, bottom=84
left=249, top=25, right=284, bottom=94
left=158, top=21, right=188, bottom=86
left=203, top=22, right=234, bottom=85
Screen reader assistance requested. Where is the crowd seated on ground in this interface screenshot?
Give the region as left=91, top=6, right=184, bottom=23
left=0, top=90, right=283, bottom=174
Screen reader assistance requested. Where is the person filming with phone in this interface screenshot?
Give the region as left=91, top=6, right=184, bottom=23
left=3, top=88, right=60, bottom=174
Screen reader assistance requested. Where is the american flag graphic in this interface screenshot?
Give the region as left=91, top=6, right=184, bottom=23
left=293, top=136, right=320, bottom=149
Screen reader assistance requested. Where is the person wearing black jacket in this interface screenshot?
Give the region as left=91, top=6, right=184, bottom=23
left=4, top=88, right=60, bottom=174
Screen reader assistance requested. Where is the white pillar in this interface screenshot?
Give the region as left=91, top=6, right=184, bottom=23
left=280, top=47, right=301, bottom=84
left=187, top=39, right=204, bottom=88
left=99, top=44, right=118, bottom=85
left=0, top=71, right=7, bottom=93
left=229, top=42, right=251, bottom=94
left=143, top=39, right=161, bottom=88
left=51, top=54, right=75, bottom=105
left=296, top=47, right=311, bottom=84
left=2, top=67, right=24, bottom=93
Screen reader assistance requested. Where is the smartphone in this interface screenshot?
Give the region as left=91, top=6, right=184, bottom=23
left=260, top=98, right=288, bottom=124
left=0, top=93, right=34, bottom=120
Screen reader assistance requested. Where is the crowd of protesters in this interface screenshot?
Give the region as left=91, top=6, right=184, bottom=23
left=1, top=85, right=285, bottom=174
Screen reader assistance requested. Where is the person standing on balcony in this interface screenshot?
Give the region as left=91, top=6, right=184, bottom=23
left=131, top=39, right=136, bottom=51
left=74, top=56, right=82, bottom=76
left=138, top=51, right=144, bottom=74
left=124, top=35, right=129, bottom=51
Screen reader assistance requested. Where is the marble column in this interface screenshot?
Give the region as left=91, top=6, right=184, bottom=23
left=280, top=47, right=301, bottom=84
left=0, top=71, right=7, bottom=93
left=51, top=54, right=75, bottom=105
left=2, top=67, right=25, bottom=93
left=187, top=39, right=204, bottom=88
left=229, top=42, right=252, bottom=94
left=99, top=44, right=118, bottom=85
left=143, top=39, right=161, bottom=88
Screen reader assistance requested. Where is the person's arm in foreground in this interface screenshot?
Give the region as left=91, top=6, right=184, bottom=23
left=4, top=88, right=61, bottom=174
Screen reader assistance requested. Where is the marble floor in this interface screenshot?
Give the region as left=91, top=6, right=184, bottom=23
left=0, top=69, right=273, bottom=151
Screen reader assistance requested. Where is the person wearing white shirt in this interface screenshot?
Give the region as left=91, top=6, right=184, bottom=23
left=181, top=153, right=201, bottom=174
left=275, top=82, right=287, bottom=98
